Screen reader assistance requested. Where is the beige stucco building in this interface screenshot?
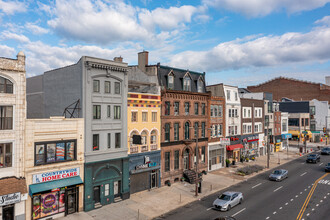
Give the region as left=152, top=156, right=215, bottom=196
left=0, top=52, right=27, bottom=220
left=24, top=117, right=84, bottom=220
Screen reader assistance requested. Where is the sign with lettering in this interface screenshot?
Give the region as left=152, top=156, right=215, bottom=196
left=219, top=138, right=230, bottom=145
left=33, top=167, right=80, bottom=184
left=135, top=156, right=157, bottom=170
left=0, top=192, right=21, bottom=206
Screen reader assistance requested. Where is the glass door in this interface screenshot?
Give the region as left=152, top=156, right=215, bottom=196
left=66, top=187, right=78, bottom=215
left=183, top=148, right=190, bottom=170
left=2, top=204, right=14, bottom=220
left=93, top=186, right=100, bottom=203
left=151, top=172, right=157, bottom=188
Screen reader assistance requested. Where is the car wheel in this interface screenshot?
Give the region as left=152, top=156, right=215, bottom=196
left=239, top=199, right=242, bottom=204
left=227, top=205, right=231, bottom=211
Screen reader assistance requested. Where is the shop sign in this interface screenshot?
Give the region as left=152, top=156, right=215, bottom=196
left=229, top=136, right=241, bottom=145
left=33, top=167, right=80, bottom=184
left=135, top=156, right=157, bottom=170
left=0, top=192, right=21, bottom=206
left=219, top=138, right=230, bottom=145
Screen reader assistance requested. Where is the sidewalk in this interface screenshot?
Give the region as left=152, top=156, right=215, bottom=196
left=59, top=146, right=321, bottom=220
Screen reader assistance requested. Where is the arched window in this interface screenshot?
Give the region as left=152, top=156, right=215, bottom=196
left=0, top=76, right=13, bottom=94
left=183, top=75, right=191, bottom=91
left=185, top=122, right=190, bottom=140
left=141, top=130, right=148, bottom=145
left=130, top=131, right=139, bottom=147
left=150, top=130, right=157, bottom=144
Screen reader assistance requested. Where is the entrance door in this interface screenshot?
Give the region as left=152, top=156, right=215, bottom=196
left=151, top=171, right=157, bottom=188
left=183, top=148, right=190, bottom=170
left=113, top=181, right=121, bottom=197
left=93, top=186, right=100, bottom=204
left=2, top=204, right=14, bottom=220
left=66, top=187, right=78, bottom=215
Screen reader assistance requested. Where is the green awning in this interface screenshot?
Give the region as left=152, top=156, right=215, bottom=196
left=29, top=176, right=83, bottom=196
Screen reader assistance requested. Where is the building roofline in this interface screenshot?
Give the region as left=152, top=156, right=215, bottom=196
left=249, top=76, right=328, bottom=88
left=159, top=65, right=205, bottom=75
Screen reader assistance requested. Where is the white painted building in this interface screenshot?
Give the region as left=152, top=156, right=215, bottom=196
left=224, top=85, right=241, bottom=137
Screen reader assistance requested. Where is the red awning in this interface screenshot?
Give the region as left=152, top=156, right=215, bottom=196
left=226, top=144, right=244, bottom=151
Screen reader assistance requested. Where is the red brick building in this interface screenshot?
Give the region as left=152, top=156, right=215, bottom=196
left=247, top=77, right=330, bottom=102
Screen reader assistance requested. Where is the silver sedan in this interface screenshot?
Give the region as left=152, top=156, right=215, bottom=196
left=213, top=191, right=243, bottom=211
left=269, top=169, right=288, bottom=181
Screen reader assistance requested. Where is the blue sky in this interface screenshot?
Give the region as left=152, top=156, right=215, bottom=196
left=1, top=0, right=330, bottom=87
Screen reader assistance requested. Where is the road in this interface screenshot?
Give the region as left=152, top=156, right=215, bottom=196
left=156, top=152, right=330, bottom=220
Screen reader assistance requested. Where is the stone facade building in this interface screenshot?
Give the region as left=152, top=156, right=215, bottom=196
left=26, top=56, right=130, bottom=211
left=25, top=117, right=84, bottom=219
left=0, top=52, right=27, bottom=220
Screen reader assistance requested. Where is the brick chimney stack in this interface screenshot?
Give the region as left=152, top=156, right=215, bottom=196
left=138, top=51, right=148, bottom=72
left=114, top=56, right=123, bottom=63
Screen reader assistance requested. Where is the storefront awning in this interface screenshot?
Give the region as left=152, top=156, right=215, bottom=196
left=29, top=176, right=83, bottom=196
left=289, top=130, right=300, bottom=136
left=282, top=133, right=292, bottom=139
left=226, top=144, right=244, bottom=151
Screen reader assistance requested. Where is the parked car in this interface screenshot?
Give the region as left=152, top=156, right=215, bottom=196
left=325, top=163, right=330, bottom=172
left=306, top=154, right=321, bottom=163
left=321, top=147, right=330, bottom=155
left=213, top=191, right=243, bottom=211
left=269, top=169, right=288, bottom=181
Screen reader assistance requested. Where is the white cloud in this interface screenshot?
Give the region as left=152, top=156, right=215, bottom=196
left=47, top=0, right=202, bottom=45
left=26, top=23, right=49, bottom=35
left=315, top=15, right=330, bottom=25
left=1, top=31, right=29, bottom=42
left=0, top=44, right=15, bottom=57
left=203, top=0, right=330, bottom=17
left=169, top=17, right=330, bottom=72
left=0, top=0, right=27, bottom=15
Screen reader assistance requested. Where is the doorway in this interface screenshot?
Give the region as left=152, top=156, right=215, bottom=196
left=66, top=187, right=78, bottom=215
left=93, top=186, right=100, bottom=204
left=183, top=148, right=190, bottom=170
left=113, top=181, right=121, bottom=198
left=2, top=204, right=14, bottom=220
left=151, top=171, right=157, bottom=188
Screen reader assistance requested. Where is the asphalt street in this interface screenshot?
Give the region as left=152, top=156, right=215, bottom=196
left=156, top=152, right=330, bottom=220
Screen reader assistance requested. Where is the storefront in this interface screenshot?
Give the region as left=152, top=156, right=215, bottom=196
left=29, top=168, right=83, bottom=220
left=129, top=150, right=161, bottom=194
left=274, top=135, right=282, bottom=152
left=208, top=138, right=228, bottom=171
left=0, top=177, right=27, bottom=220
left=281, top=133, right=292, bottom=149
left=226, top=136, right=243, bottom=162
left=241, top=134, right=259, bottom=159
left=84, top=158, right=130, bottom=211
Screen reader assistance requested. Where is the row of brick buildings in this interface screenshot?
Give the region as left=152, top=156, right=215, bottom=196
left=2, top=50, right=321, bottom=220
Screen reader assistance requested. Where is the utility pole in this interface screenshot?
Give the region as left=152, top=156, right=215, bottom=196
left=195, top=126, right=199, bottom=197
left=267, top=120, right=270, bottom=169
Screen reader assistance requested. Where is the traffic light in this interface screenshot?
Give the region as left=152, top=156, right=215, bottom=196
left=323, top=127, right=327, bottom=133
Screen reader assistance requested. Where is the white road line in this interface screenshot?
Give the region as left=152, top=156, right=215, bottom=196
left=206, top=207, right=213, bottom=211
left=291, top=199, right=294, bottom=201
left=316, top=204, right=319, bottom=207
left=296, top=195, right=298, bottom=198
left=273, top=211, right=276, bottom=214
left=312, top=208, right=315, bottom=211
left=285, top=203, right=288, bottom=205
left=301, top=162, right=305, bottom=164
left=300, top=192, right=302, bottom=194
left=266, top=217, right=270, bottom=220
left=252, top=183, right=262, bottom=189
left=279, top=207, right=282, bottom=210
left=307, top=213, right=310, bottom=216
left=232, top=208, right=246, bottom=217
left=319, top=163, right=323, bottom=166
left=304, top=189, right=307, bottom=191
left=274, top=186, right=283, bottom=192
left=320, top=200, right=323, bottom=203
left=300, top=172, right=307, bottom=176
left=308, top=186, right=311, bottom=188
left=324, top=196, right=327, bottom=199
left=328, top=193, right=330, bottom=195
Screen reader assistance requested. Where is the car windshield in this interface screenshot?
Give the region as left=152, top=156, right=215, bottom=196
left=219, top=194, right=231, bottom=201
left=309, top=154, right=316, bottom=157
left=327, top=163, right=330, bottom=166
left=273, top=170, right=282, bottom=175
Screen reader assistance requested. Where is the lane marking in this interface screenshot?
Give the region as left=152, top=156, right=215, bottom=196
left=308, top=186, right=311, bottom=188
left=291, top=199, right=294, bottom=201
left=319, top=163, right=323, bottom=166
left=279, top=207, right=282, bottom=210
left=232, top=208, right=246, bottom=217
left=300, top=192, right=302, bottom=194
left=312, top=208, right=315, bottom=211
left=296, top=173, right=329, bottom=220
left=307, top=213, right=310, bottom=216
left=273, top=211, right=276, bottom=214
left=252, top=183, right=262, bottom=189
left=304, top=189, right=307, bottom=191
left=266, top=217, right=270, bottom=220
left=316, top=204, right=319, bottom=207
left=274, top=186, right=283, bottom=192
left=206, top=207, right=212, bottom=211
left=296, top=195, right=299, bottom=198
left=324, top=196, right=327, bottom=199
left=320, top=200, right=323, bottom=203
left=285, top=203, right=288, bottom=205
left=301, top=162, right=305, bottom=164
left=300, top=172, right=307, bottom=176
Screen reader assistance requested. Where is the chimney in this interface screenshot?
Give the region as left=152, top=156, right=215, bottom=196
left=114, top=56, right=123, bottom=63
left=138, top=51, right=148, bottom=72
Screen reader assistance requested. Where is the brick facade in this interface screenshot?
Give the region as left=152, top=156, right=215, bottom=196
left=247, top=77, right=330, bottom=102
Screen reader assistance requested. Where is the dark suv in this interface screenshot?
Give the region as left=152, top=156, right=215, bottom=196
left=321, top=147, right=330, bottom=155
left=306, top=154, right=321, bottom=163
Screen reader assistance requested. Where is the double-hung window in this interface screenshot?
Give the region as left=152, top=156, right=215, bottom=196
left=0, top=143, right=12, bottom=168
left=0, top=106, right=13, bottom=130
left=165, top=123, right=170, bottom=142
left=114, top=106, right=121, bottom=119
left=165, top=102, right=170, bottom=115
left=93, top=80, right=100, bottom=92
left=174, top=102, right=179, bottom=115
left=184, top=102, right=189, bottom=115
left=105, top=81, right=111, bottom=93
left=93, top=105, right=101, bottom=119
left=194, top=103, right=199, bottom=115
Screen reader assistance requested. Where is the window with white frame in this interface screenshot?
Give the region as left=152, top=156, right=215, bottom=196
left=218, top=124, right=222, bottom=136
left=142, top=112, right=148, bottom=122
left=218, top=105, right=223, bottom=117
left=243, top=107, right=251, bottom=118
left=234, top=92, right=238, bottom=101
left=254, top=107, right=262, bottom=118
left=254, top=123, right=262, bottom=133
left=183, top=75, right=191, bottom=91
left=226, top=90, right=230, bottom=100
left=197, top=78, right=203, bottom=93
left=168, top=75, right=174, bottom=90
left=131, top=111, right=137, bottom=122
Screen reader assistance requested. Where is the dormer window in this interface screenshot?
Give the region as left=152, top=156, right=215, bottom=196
left=168, top=75, right=174, bottom=90
left=183, top=75, right=191, bottom=91
left=197, top=77, right=204, bottom=93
